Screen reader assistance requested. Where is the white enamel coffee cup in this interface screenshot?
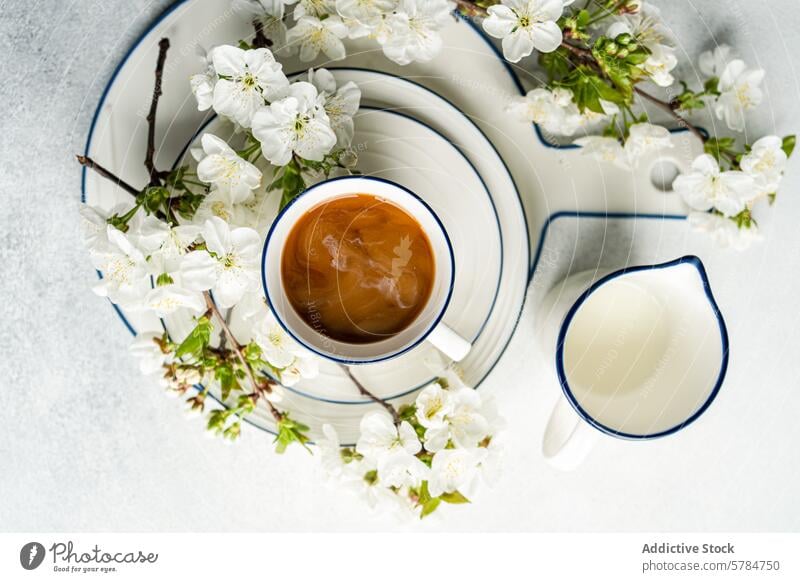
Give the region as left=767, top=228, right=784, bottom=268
left=536, top=256, right=729, bottom=470
left=261, top=176, right=471, bottom=365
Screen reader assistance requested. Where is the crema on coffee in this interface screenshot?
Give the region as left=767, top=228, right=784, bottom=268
left=281, top=193, right=435, bottom=344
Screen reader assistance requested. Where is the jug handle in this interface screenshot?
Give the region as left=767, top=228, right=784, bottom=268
left=542, top=394, right=599, bottom=470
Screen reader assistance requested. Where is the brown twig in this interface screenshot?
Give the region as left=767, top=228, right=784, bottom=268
left=341, top=366, right=401, bottom=425
left=634, top=86, right=707, bottom=143
left=454, top=0, right=487, bottom=17
left=145, top=38, right=170, bottom=187
left=252, top=19, right=271, bottom=48
left=76, top=155, right=139, bottom=196
left=203, top=292, right=282, bottom=422
left=560, top=40, right=594, bottom=60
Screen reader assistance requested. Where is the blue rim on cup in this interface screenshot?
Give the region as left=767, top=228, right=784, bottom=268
left=554, top=255, right=730, bottom=440
left=261, top=175, right=456, bottom=365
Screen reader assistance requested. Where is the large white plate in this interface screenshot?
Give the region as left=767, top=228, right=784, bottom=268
left=165, top=104, right=508, bottom=409
left=80, top=0, right=701, bottom=441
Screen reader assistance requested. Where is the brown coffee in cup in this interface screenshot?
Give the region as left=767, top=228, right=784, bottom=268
left=281, top=193, right=435, bottom=344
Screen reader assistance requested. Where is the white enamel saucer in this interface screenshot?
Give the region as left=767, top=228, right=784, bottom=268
left=167, top=102, right=504, bottom=394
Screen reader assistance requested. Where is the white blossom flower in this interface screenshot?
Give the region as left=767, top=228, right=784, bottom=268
left=698, top=44, right=734, bottom=78
left=179, top=217, right=262, bottom=308
left=233, top=0, right=294, bottom=53
left=175, top=366, right=203, bottom=386
left=336, top=0, right=395, bottom=28
left=286, top=15, right=349, bottom=62
left=190, top=185, right=271, bottom=231
left=308, top=68, right=361, bottom=146
left=506, top=88, right=558, bottom=126
left=342, top=468, right=411, bottom=512
left=423, top=387, right=490, bottom=452
left=642, top=43, right=677, bottom=87
left=477, top=432, right=505, bottom=487
left=427, top=448, right=487, bottom=498
left=443, top=388, right=491, bottom=448
left=356, top=411, right=421, bottom=460
left=380, top=0, right=454, bottom=66
left=355, top=411, right=428, bottom=488
left=673, top=154, right=756, bottom=217
left=251, top=81, right=337, bottom=165
left=211, top=45, right=290, bottom=127
left=624, top=122, right=673, bottom=160
left=317, top=423, right=348, bottom=477
left=378, top=447, right=429, bottom=488
left=138, top=224, right=209, bottom=316
left=125, top=212, right=172, bottom=255
left=687, top=212, right=760, bottom=251
left=277, top=354, right=319, bottom=386
left=607, top=10, right=676, bottom=87
left=740, top=135, right=788, bottom=197
left=574, top=135, right=631, bottom=170
left=91, top=225, right=152, bottom=308
left=506, top=87, right=614, bottom=136
left=483, top=0, right=565, bottom=63
left=129, top=332, right=170, bottom=375
left=713, top=60, right=765, bottom=131
left=190, top=47, right=218, bottom=111
left=79, top=203, right=133, bottom=251
left=415, top=382, right=454, bottom=429
left=256, top=322, right=297, bottom=369
left=192, top=133, right=262, bottom=204
left=292, top=0, right=336, bottom=19
left=143, top=284, right=206, bottom=315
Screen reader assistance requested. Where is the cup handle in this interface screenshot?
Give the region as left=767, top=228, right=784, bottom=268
left=542, top=394, right=599, bottom=470
left=426, top=323, right=472, bottom=362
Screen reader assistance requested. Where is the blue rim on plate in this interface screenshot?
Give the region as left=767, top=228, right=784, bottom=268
left=169, top=104, right=505, bottom=403
left=260, top=174, right=457, bottom=365
left=553, top=255, right=729, bottom=440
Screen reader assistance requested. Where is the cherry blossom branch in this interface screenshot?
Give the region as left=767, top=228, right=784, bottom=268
left=341, top=365, right=401, bottom=425
left=202, top=292, right=283, bottom=422
left=457, top=0, right=708, bottom=144
left=145, top=38, right=170, bottom=187
left=76, top=155, right=140, bottom=196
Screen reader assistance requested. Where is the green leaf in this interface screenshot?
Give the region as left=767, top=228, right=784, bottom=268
left=440, top=491, right=471, bottom=504
left=206, top=409, right=230, bottom=434
left=782, top=135, right=796, bottom=158
left=223, top=422, right=241, bottom=440
left=236, top=394, right=256, bottom=415
left=420, top=498, right=441, bottom=518
left=273, top=413, right=312, bottom=454
left=214, top=362, right=240, bottom=401
left=156, top=272, right=174, bottom=286
left=398, top=404, right=418, bottom=421
left=704, top=76, right=720, bottom=95
left=140, top=186, right=171, bottom=214
left=538, top=47, right=572, bottom=82
left=175, top=317, right=212, bottom=360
